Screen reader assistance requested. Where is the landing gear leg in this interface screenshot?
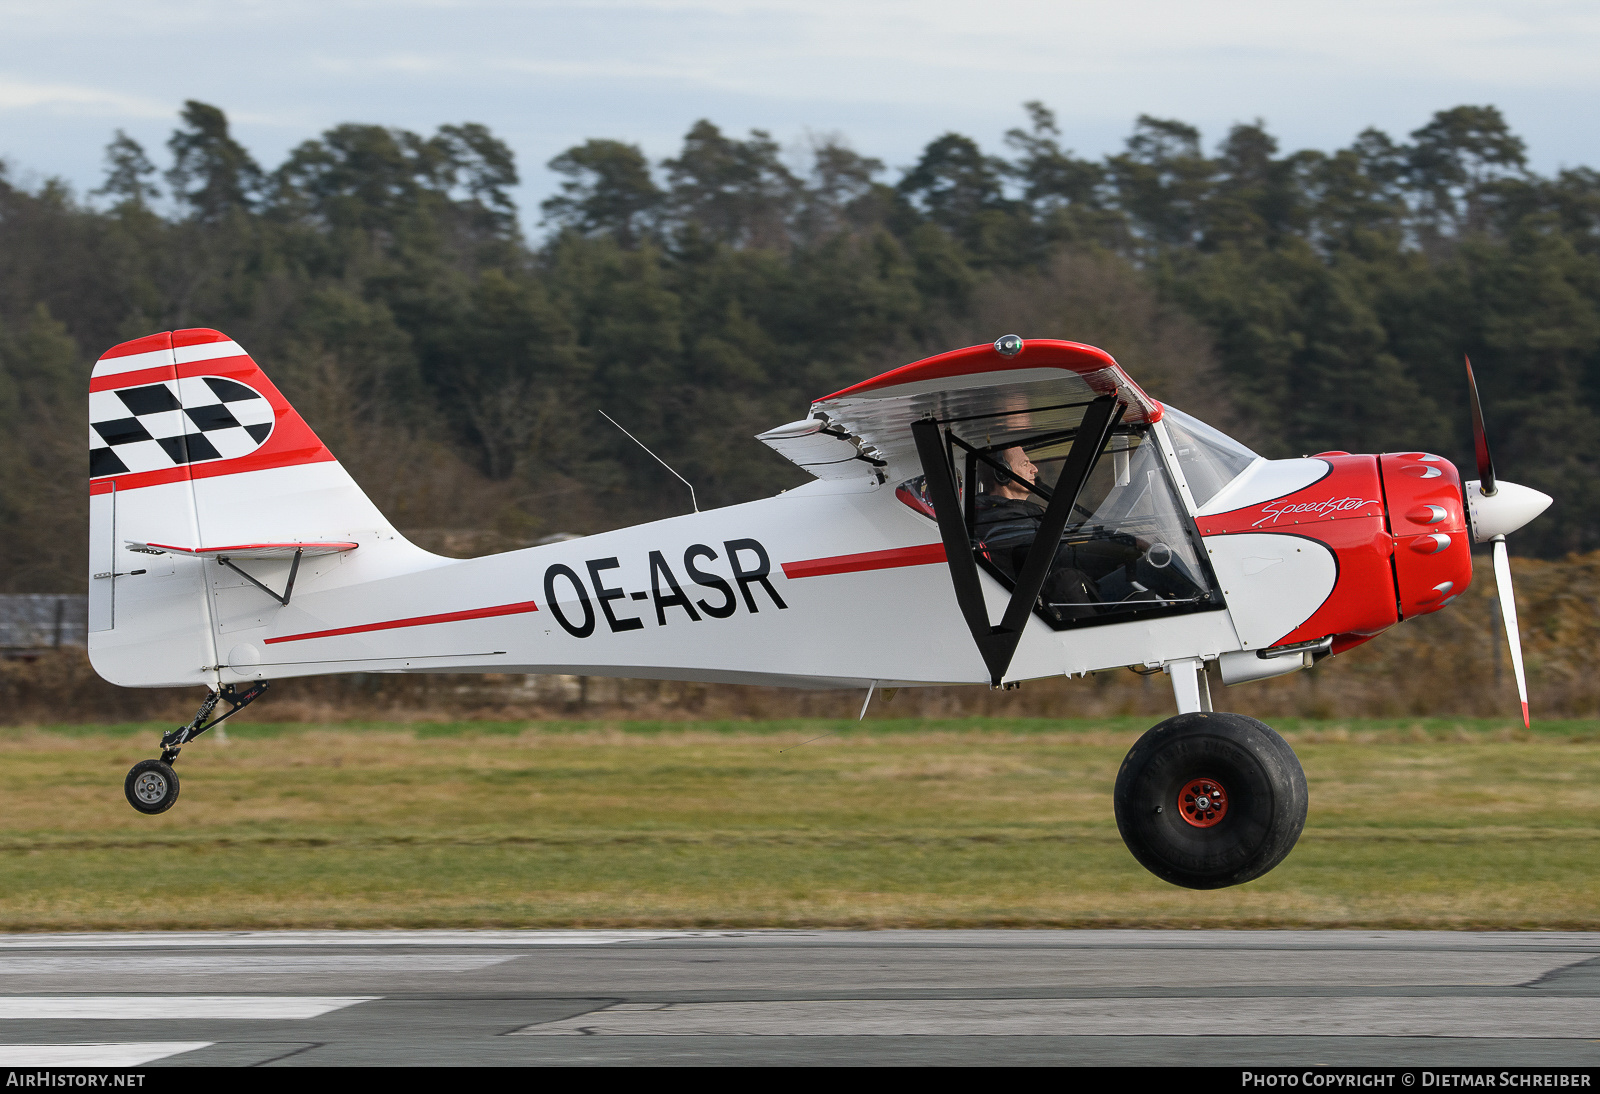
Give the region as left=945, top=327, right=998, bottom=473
left=123, top=682, right=268, bottom=815
left=1163, top=657, right=1212, bottom=713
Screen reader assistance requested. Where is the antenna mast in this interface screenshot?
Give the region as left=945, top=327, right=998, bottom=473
left=597, top=410, right=699, bottom=513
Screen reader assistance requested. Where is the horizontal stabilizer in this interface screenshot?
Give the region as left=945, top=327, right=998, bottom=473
left=128, top=541, right=359, bottom=559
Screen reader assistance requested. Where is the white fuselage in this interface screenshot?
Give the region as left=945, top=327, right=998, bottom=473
left=89, top=423, right=1338, bottom=694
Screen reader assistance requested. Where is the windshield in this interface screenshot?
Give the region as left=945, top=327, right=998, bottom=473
left=1161, top=407, right=1258, bottom=509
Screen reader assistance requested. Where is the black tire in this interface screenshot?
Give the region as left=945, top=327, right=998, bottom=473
left=124, top=759, right=180, bottom=815
left=1113, top=711, right=1306, bottom=890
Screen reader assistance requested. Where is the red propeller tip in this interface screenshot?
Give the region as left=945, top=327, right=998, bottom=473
left=1522, top=701, right=1530, bottom=729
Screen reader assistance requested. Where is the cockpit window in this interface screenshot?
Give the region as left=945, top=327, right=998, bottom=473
left=1161, top=407, right=1259, bottom=509
left=897, top=424, right=1223, bottom=632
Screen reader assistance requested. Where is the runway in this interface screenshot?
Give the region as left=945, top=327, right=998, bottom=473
left=0, top=930, right=1595, bottom=1066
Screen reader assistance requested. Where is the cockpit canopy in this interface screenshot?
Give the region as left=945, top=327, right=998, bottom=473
left=899, top=408, right=1253, bottom=631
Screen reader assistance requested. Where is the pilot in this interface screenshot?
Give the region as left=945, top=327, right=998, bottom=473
left=972, top=446, right=1145, bottom=619
left=972, top=446, right=1047, bottom=543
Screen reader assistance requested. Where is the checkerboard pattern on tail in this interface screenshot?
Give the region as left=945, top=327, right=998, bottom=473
left=90, top=376, right=274, bottom=478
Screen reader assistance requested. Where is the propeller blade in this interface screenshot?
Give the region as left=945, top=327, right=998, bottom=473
left=1491, top=535, right=1529, bottom=727
left=1465, top=355, right=1497, bottom=496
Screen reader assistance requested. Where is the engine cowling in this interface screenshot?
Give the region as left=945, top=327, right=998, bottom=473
left=1380, top=452, right=1473, bottom=620
left=1196, top=451, right=1472, bottom=661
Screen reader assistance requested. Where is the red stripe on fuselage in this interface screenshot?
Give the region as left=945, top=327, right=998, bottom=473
left=781, top=543, right=946, bottom=579
left=264, top=600, right=540, bottom=645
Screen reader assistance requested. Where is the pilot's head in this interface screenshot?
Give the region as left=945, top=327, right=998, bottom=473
left=979, top=446, right=1038, bottom=501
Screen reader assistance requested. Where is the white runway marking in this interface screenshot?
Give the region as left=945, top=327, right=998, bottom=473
left=518, top=997, right=1600, bottom=1038
left=0, top=930, right=730, bottom=949
left=0, top=1043, right=212, bottom=1065
left=0, top=954, right=518, bottom=975
left=0, top=996, right=373, bottom=1019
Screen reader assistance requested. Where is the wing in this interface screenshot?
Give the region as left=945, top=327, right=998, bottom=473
left=757, top=339, right=1161, bottom=483
left=754, top=418, right=886, bottom=481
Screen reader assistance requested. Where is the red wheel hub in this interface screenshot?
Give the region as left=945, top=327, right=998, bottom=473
left=1178, top=776, right=1228, bottom=828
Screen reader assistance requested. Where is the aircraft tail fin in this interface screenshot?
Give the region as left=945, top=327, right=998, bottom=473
left=88, top=329, right=435, bottom=687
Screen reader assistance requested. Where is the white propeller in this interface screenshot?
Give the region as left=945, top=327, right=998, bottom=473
left=1464, top=356, right=1549, bottom=728
left=1490, top=535, right=1529, bottom=728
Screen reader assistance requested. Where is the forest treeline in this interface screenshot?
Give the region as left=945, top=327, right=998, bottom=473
left=2, top=99, right=1598, bottom=592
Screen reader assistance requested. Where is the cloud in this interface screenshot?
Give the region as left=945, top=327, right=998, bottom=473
left=0, top=76, right=171, bottom=118
left=2, top=0, right=1599, bottom=204
left=292, top=0, right=1600, bottom=111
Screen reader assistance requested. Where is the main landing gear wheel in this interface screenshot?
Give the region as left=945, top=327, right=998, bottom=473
left=124, top=759, right=180, bottom=816
left=1113, top=711, right=1307, bottom=890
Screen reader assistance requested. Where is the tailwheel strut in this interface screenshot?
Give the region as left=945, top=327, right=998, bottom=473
left=160, top=682, right=268, bottom=764
left=124, top=682, right=268, bottom=815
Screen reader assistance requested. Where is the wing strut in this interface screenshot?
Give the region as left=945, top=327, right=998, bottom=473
left=911, top=394, right=1124, bottom=686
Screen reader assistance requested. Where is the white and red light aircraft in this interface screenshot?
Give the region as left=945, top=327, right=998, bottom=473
left=87, top=329, right=1550, bottom=888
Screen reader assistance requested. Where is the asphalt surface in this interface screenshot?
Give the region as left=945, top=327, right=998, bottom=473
left=0, top=929, right=1594, bottom=1066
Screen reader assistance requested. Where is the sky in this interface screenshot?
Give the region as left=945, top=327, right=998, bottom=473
left=3, top=0, right=1599, bottom=231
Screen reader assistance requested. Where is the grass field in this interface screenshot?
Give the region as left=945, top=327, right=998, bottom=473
left=1, top=717, right=1597, bottom=931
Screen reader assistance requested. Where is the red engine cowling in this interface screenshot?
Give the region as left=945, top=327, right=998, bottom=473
left=1195, top=451, right=1473, bottom=656
left=1380, top=452, right=1473, bottom=619
left=1198, top=455, right=1396, bottom=650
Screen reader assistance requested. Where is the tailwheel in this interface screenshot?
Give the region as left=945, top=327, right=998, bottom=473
left=124, top=759, right=180, bottom=816
left=121, top=682, right=268, bottom=814
left=1113, top=711, right=1307, bottom=889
